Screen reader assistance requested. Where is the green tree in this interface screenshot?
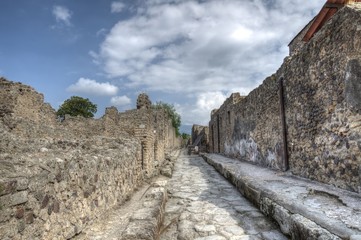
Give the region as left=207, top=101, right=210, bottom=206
left=153, top=101, right=181, bottom=136
left=57, top=96, right=97, bottom=119
left=181, top=133, right=190, bottom=140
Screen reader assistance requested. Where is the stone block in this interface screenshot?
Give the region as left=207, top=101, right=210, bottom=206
left=273, top=203, right=292, bottom=235
left=16, top=178, right=29, bottom=191
left=11, top=191, right=28, bottom=206
left=15, top=207, right=25, bottom=219
left=290, top=214, right=341, bottom=240
left=0, top=208, right=12, bottom=223
left=122, top=220, right=157, bottom=240
left=0, top=180, right=17, bottom=196
left=351, top=235, right=361, bottom=240
left=346, top=59, right=361, bottom=112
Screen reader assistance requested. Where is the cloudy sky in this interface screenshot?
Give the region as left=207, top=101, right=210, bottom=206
left=0, top=0, right=324, bottom=133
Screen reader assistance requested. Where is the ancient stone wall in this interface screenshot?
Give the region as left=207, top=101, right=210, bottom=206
left=0, top=78, right=181, bottom=239
left=209, top=79, right=285, bottom=170
left=281, top=5, right=361, bottom=192
left=191, top=125, right=209, bottom=152
left=288, top=19, right=313, bottom=55
left=0, top=78, right=57, bottom=138
left=0, top=132, right=142, bottom=240
left=210, top=5, right=361, bottom=192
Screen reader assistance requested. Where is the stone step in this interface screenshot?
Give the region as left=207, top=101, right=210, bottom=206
left=120, top=179, right=168, bottom=240
left=201, top=153, right=361, bottom=240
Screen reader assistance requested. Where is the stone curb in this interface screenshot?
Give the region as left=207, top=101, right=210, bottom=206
left=120, top=180, right=168, bottom=240
left=201, top=153, right=361, bottom=240
left=120, top=150, right=180, bottom=240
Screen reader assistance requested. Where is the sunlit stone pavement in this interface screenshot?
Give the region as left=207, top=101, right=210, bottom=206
left=160, top=152, right=288, bottom=240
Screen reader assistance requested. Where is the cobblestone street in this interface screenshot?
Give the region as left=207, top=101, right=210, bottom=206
left=160, top=152, right=287, bottom=240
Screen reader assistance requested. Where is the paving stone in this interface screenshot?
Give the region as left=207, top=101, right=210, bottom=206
left=350, top=236, right=361, bottom=240
left=160, top=151, right=286, bottom=239
left=194, top=235, right=226, bottom=240
left=194, top=224, right=217, bottom=233
left=223, top=225, right=246, bottom=235
left=261, top=230, right=289, bottom=240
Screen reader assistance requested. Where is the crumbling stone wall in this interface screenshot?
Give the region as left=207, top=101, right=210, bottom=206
left=136, top=93, right=151, bottom=110
left=191, top=125, right=209, bottom=152
left=0, top=78, right=181, bottom=239
left=0, top=133, right=142, bottom=240
left=0, top=78, right=57, bottom=138
left=210, top=4, right=361, bottom=192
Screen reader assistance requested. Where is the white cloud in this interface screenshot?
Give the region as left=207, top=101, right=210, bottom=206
left=89, top=51, right=101, bottom=65
left=110, top=95, right=131, bottom=106
left=177, top=91, right=228, bottom=126
left=67, top=78, right=118, bottom=96
left=93, top=0, right=325, bottom=125
left=96, top=0, right=323, bottom=92
left=52, top=5, right=72, bottom=26
left=111, top=2, right=126, bottom=13
left=196, top=92, right=228, bottom=113
left=96, top=28, right=108, bottom=37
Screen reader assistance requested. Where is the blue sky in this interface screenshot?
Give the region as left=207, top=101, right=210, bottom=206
left=0, top=0, right=324, bottom=133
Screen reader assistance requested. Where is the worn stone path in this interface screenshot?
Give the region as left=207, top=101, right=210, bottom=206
left=160, top=152, right=287, bottom=240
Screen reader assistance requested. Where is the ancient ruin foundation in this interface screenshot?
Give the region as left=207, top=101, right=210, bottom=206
left=0, top=78, right=181, bottom=239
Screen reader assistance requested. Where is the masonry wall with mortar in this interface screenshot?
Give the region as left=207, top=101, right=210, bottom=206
left=0, top=78, right=181, bottom=239
left=288, top=18, right=314, bottom=55
left=210, top=4, right=361, bottom=193
left=191, top=124, right=210, bottom=152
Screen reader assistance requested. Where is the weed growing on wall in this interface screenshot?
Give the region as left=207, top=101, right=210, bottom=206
left=152, top=101, right=181, bottom=136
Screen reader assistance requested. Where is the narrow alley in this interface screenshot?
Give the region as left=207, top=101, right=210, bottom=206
left=160, top=151, right=287, bottom=240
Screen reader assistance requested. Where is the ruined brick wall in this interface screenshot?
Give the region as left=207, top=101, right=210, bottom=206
left=210, top=5, right=361, bottom=192
left=0, top=79, right=180, bottom=239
